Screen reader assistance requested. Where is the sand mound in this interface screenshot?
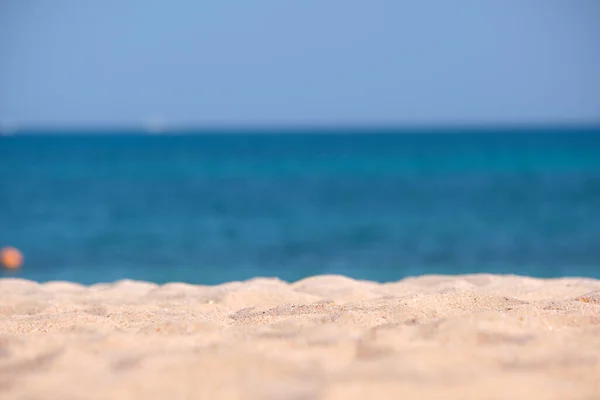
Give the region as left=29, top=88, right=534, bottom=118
left=0, top=274, right=599, bottom=399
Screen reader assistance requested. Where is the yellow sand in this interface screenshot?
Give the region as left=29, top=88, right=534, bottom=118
left=0, top=274, right=599, bottom=400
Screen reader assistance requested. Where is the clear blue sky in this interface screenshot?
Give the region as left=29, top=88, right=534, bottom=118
left=1, top=0, right=599, bottom=127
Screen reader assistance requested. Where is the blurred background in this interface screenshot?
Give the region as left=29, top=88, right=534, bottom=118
left=1, top=1, right=599, bottom=284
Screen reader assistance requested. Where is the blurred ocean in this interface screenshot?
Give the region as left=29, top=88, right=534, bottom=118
left=1, top=128, right=599, bottom=284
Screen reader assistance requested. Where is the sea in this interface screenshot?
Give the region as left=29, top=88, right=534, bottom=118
left=1, top=127, right=599, bottom=285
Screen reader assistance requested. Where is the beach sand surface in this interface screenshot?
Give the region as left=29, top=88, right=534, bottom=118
left=1, top=274, right=599, bottom=400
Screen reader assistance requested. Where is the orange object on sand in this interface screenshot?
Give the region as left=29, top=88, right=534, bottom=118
left=1, top=247, right=23, bottom=269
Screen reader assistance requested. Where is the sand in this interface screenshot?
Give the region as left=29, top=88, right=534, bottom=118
left=0, top=274, right=599, bottom=400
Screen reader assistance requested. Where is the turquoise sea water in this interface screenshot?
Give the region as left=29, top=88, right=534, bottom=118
left=1, top=128, right=599, bottom=284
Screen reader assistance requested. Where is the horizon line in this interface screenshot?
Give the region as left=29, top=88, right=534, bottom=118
left=2, top=121, right=600, bottom=135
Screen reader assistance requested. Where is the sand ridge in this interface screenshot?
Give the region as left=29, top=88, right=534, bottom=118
left=0, top=274, right=599, bottom=399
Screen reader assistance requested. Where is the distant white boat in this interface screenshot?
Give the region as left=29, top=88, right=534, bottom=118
left=145, top=118, right=167, bottom=134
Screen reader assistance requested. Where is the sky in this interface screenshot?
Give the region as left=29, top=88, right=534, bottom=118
left=0, top=0, right=599, bottom=127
